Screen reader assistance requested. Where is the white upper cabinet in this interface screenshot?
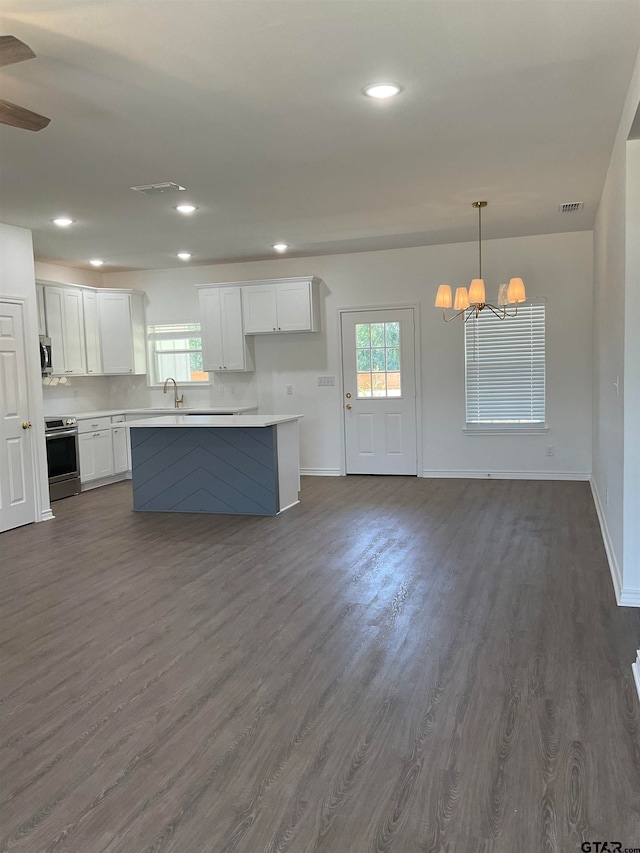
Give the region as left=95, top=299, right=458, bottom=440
left=44, top=286, right=87, bottom=374
left=242, top=277, right=320, bottom=334
left=36, top=284, right=46, bottom=336
left=242, top=285, right=278, bottom=333
left=40, top=283, right=145, bottom=377
left=196, top=285, right=254, bottom=372
left=82, top=290, right=102, bottom=375
left=98, top=290, right=146, bottom=375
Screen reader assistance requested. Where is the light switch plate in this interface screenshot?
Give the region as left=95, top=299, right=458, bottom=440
left=317, top=376, right=335, bottom=386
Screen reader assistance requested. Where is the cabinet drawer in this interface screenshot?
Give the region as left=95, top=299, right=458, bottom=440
left=111, top=414, right=125, bottom=424
left=78, top=416, right=112, bottom=433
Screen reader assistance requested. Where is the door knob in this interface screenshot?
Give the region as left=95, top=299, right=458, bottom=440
left=345, top=404, right=352, bottom=410
left=21, top=421, right=32, bottom=429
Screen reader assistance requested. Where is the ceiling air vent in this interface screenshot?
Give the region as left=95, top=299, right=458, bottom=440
left=558, top=202, right=584, bottom=213
left=130, top=182, right=185, bottom=196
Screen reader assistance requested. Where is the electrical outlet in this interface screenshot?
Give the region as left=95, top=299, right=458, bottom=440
left=286, top=384, right=294, bottom=395
left=317, top=376, right=335, bottom=386
left=546, top=446, right=554, bottom=457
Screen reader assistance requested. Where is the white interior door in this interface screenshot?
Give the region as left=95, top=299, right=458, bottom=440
left=341, top=307, right=417, bottom=475
left=0, top=300, right=36, bottom=531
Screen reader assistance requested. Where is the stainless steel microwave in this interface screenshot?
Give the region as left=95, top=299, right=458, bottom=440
left=40, top=335, right=52, bottom=375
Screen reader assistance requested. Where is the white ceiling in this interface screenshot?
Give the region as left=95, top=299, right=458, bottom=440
left=0, top=0, right=639, bottom=272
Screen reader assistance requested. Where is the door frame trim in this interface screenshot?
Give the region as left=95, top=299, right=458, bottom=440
left=337, top=303, right=423, bottom=477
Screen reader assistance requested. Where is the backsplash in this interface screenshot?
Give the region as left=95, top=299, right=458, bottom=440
left=41, top=372, right=259, bottom=415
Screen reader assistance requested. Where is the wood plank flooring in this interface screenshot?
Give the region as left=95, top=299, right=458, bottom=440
left=1, top=476, right=639, bottom=853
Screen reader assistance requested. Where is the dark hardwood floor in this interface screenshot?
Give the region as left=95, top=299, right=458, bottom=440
left=1, top=476, right=639, bottom=853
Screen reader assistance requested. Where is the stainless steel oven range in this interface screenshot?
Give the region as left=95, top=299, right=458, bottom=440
left=44, top=417, right=80, bottom=501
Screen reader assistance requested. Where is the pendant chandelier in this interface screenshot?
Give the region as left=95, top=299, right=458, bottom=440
left=435, top=201, right=526, bottom=322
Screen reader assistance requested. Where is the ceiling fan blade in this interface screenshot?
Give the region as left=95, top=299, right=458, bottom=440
left=0, top=36, right=36, bottom=68
left=0, top=100, right=50, bottom=131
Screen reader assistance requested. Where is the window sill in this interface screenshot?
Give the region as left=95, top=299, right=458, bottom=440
left=463, top=425, right=549, bottom=435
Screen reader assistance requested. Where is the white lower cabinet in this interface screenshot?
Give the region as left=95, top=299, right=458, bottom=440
left=112, top=426, right=128, bottom=474
left=78, top=430, right=114, bottom=483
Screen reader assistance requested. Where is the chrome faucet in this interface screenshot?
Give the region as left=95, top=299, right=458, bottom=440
left=163, top=377, right=184, bottom=408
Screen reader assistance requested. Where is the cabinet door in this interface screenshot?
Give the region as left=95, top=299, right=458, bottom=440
left=242, top=286, right=278, bottom=333
left=36, top=284, right=46, bottom=335
left=78, top=432, right=97, bottom=481
left=44, top=287, right=65, bottom=374
left=199, top=288, right=224, bottom=370
left=112, top=427, right=128, bottom=474
left=220, top=287, right=246, bottom=370
left=79, top=431, right=114, bottom=482
left=62, top=288, right=87, bottom=373
left=276, top=282, right=312, bottom=331
left=99, top=292, right=134, bottom=374
left=94, top=430, right=114, bottom=478
left=83, top=290, right=102, bottom=375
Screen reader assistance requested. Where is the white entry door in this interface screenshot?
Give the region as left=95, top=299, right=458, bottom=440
left=0, top=301, right=36, bottom=532
left=341, top=308, right=417, bottom=475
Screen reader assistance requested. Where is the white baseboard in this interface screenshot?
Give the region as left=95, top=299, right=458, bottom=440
left=422, top=470, right=590, bottom=481
left=589, top=477, right=632, bottom=607
left=300, top=468, right=342, bottom=477
left=39, top=508, right=55, bottom=522
left=619, top=587, right=640, bottom=607
left=633, top=653, right=640, bottom=703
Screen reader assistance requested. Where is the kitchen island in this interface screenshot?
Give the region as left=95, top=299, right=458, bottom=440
left=127, top=414, right=302, bottom=516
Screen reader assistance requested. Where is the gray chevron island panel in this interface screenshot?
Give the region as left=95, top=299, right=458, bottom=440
left=130, top=426, right=279, bottom=515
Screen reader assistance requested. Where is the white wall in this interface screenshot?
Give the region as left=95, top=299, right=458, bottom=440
left=106, top=229, right=593, bottom=479
left=592, top=46, right=640, bottom=606
left=0, top=223, right=51, bottom=522
left=34, top=261, right=103, bottom=288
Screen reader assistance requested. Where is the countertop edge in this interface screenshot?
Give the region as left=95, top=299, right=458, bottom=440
left=127, top=415, right=303, bottom=428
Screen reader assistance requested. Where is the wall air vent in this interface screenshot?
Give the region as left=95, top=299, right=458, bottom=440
left=130, top=182, right=185, bottom=196
left=558, top=202, right=584, bottom=213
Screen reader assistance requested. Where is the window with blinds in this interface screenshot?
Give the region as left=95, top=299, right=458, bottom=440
left=464, top=303, right=545, bottom=424
left=147, top=323, right=208, bottom=384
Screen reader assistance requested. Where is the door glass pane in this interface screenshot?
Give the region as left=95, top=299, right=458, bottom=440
left=371, top=348, right=385, bottom=372
left=385, top=322, right=400, bottom=346
left=371, top=323, right=385, bottom=346
left=357, top=372, right=372, bottom=397
left=356, top=324, right=371, bottom=348
left=355, top=321, right=402, bottom=398
left=356, top=349, right=371, bottom=371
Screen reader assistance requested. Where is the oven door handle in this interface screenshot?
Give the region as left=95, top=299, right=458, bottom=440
left=45, top=428, right=78, bottom=439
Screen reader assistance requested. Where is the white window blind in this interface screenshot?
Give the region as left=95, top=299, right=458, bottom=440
left=464, top=303, right=545, bottom=424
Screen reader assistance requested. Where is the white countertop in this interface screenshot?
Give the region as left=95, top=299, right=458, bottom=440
left=70, top=406, right=257, bottom=419
left=127, top=414, right=303, bottom=428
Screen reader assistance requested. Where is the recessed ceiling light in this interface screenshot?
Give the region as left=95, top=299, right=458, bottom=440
left=363, top=83, right=403, bottom=100
left=52, top=217, right=75, bottom=227
left=89, top=259, right=104, bottom=267
left=177, top=252, right=192, bottom=261
left=175, top=204, right=198, bottom=214
left=273, top=243, right=288, bottom=253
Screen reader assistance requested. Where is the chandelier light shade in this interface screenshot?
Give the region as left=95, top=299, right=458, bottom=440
left=435, top=284, right=452, bottom=308
left=435, top=202, right=526, bottom=322
left=454, top=287, right=470, bottom=310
